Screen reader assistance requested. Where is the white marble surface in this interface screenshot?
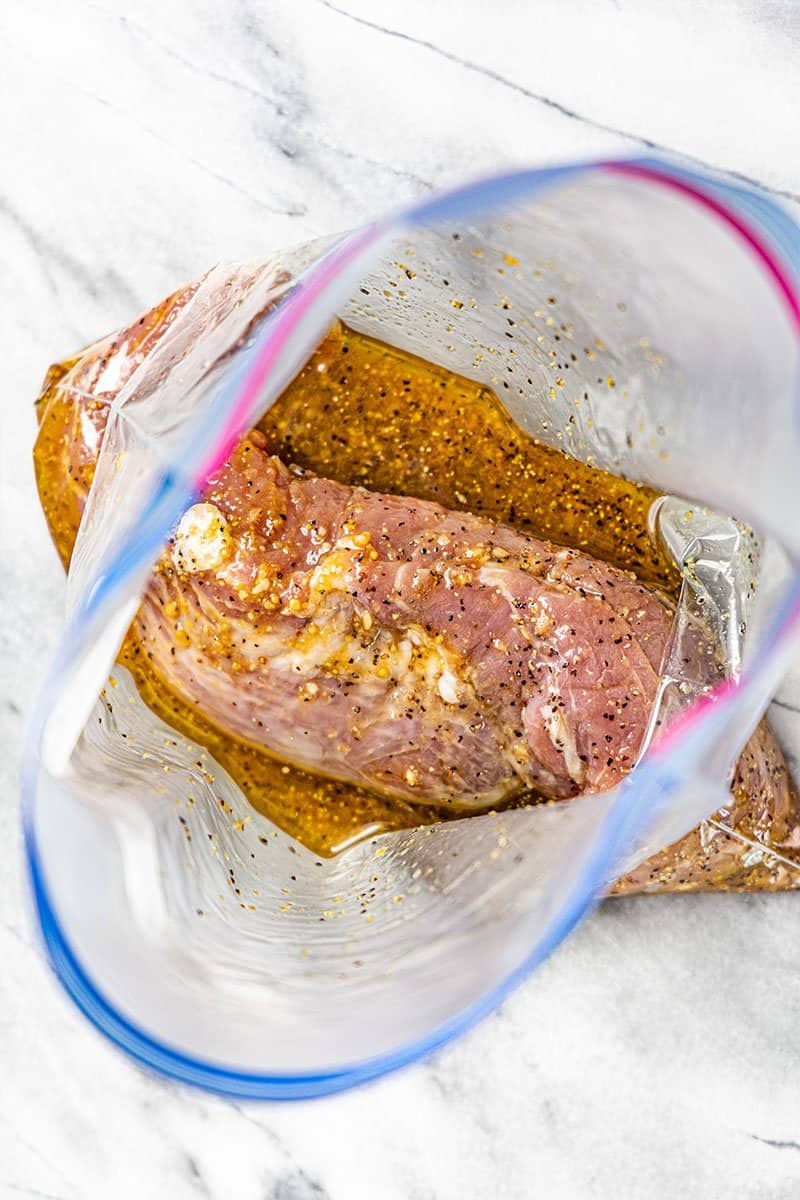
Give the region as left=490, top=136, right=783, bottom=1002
left=3, top=1, right=800, bottom=1196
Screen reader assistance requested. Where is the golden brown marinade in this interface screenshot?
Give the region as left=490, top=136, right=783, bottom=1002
left=257, top=324, right=680, bottom=595
left=35, top=322, right=683, bottom=853
left=34, top=322, right=681, bottom=856
left=34, top=290, right=800, bottom=889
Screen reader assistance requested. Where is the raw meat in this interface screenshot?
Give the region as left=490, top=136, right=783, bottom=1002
left=137, top=433, right=673, bottom=807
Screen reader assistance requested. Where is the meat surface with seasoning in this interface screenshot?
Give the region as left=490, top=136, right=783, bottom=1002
left=141, top=431, right=672, bottom=808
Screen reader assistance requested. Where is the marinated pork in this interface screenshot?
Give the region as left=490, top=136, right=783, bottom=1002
left=140, top=433, right=672, bottom=807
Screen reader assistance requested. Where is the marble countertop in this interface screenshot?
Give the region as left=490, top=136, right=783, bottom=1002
left=3, top=1, right=800, bottom=1196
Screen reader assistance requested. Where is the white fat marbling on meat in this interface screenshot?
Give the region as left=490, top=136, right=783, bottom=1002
left=173, top=503, right=231, bottom=574
left=541, top=699, right=587, bottom=786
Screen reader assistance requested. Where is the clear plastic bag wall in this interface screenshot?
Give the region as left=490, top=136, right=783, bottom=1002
left=23, top=157, right=800, bottom=1097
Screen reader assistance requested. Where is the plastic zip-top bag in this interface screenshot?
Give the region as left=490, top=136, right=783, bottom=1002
left=23, top=156, right=800, bottom=1098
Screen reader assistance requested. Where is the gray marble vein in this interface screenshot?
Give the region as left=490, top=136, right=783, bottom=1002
left=2, top=2, right=800, bottom=1198
left=317, top=0, right=800, bottom=203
